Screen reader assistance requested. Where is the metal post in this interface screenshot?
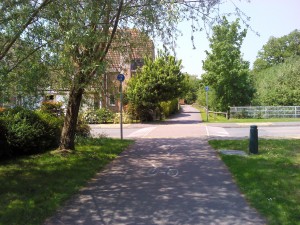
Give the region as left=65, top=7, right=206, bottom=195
left=249, top=125, right=258, bottom=154
left=117, top=73, right=125, bottom=140
left=120, top=82, right=123, bottom=140
left=206, top=91, right=208, bottom=122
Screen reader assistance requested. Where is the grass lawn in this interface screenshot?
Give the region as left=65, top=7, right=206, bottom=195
left=209, top=139, right=300, bottom=225
left=0, top=137, right=133, bottom=225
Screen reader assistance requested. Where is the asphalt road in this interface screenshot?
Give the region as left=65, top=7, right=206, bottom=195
left=90, top=113, right=300, bottom=140
left=45, top=105, right=266, bottom=225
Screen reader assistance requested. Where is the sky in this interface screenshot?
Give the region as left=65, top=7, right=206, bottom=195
left=172, top=0, right=300, bottom=77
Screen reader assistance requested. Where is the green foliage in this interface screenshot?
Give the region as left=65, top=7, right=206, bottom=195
left=35, top=110, right=64, bottom=145
left=160, top=99, right=179, bottom=118
left=197, top=84, right=220, bottom=111
left=76, top=114, right=91, bottom=137
left=126, top=53, right=184, bottom=121
left=40, top=101, right=64, bottom=116
left=83, top=108, right=115, bottom=124
left=0, top=36, right=51, bottom=109
left=252, top=56, right=300, bottom=106
left=113, top=112, right=133, bottom=124
left=201, top=17, right=254, bottom=111
left=0, top=0, right=248, bottom=149
left=0, top=107, right=63, bottom=158
left=253, top=29, right=300, bottom=72
left=182, top=74, right=201, bottom=104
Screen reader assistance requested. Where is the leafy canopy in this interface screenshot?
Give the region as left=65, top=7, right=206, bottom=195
left=202, top=17, right=254, bottom=111
left=253, top=29, right=300, bottom=72
left=0, top=0, right=252, bottom=150
left=182, top=74, right=201, bottom=104
left=126, top=53, right=184, bottom=120
left=252, top=56, right=300, bottom=106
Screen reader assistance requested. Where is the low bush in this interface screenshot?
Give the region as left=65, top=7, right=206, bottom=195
left=160, top=99, right=179, bottom=118
left=83, top=108, right=115, bottom=124
left=0, top=107, right=63, bottom=158
left=76, top=114, right=91, bottom=137
left=36, top=110, right=64, bottom=147
left=113, top=112, right=133, bottom=124
left=40, top=101, right=64, bottom=116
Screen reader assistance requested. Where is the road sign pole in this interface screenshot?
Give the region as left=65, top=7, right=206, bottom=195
left=205, top=86, right=209, bottom=122
left=117, top=74, right=125, bottom=140
left=120, top=82, right=123, bottom=140
left=206, top=91, right=208, bottom=122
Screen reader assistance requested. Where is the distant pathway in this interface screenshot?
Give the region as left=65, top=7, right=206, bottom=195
left=44, top=105, right=266, bottom=225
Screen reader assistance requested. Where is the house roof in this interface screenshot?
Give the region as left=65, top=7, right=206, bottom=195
left=104, top=29, right=154, bottom=72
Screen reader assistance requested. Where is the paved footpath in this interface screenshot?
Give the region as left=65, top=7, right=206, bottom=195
left=44, top=105, right=266, bottom=225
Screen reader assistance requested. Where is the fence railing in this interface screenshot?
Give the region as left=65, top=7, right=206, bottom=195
left=230, top=106, right=300, bottom=119
left=192, top=104, right=228, bottom=119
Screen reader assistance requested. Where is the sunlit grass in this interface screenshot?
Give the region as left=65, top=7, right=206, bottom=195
left=209, top=139, right=300, bottom=225
left=0, top=137, right=133, bottom=225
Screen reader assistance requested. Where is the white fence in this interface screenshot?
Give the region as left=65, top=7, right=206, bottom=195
left=230, top=106, right=300, bottom=119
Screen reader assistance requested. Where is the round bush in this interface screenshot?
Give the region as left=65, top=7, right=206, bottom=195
left=36, top=110, right=64, bottom=148
left=0, top=107, right=63, bottom=157
left=83, top=108, right=115, bottom=124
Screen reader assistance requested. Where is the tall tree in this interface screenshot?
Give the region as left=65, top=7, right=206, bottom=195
left=1, top=1, right=251, bottom=150
left=253, top=29, right=300, bottom=72
left=202, top=17, right=254, bottom=111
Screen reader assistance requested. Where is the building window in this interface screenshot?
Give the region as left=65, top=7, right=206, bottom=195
left=130, top=58, right=144, bottom=71
left=109, top=94, right=115, bottom=106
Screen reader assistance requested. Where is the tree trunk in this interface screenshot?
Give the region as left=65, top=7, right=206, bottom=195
left=59, top=84, right=84, bottom=151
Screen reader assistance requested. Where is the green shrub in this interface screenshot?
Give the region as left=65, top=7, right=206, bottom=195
left=160, top=99, right=179, bottom=118
left=83, top=110, right=98, bottom=124
left=97, top=108, right=114, bottom=123
left=0, top=107, right=63, bottom=157
left=113, top=112, right=133, bottom=124
left=83, top=108, right=114, bottom=124
left=36, top=111, right=63, bottom=147
left=76, top=114, right=91, bottom=137
left=40, top=101, right=64, bottom=116
left=138, top=105, right=156, bottom=122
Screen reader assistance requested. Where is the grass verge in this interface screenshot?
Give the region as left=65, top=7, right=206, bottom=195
left=0, top=137, right=133, bottom=225
left=209, top=139, right=300, bottom=225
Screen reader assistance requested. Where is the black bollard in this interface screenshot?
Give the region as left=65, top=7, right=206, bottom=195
left=249, top=125, right=258, bottom=154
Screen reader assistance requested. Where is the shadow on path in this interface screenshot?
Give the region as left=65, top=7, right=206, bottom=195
left=44, top=138, right=266, bottom=225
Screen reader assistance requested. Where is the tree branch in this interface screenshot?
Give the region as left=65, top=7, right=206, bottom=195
left=99, top=0, right=124, bottom=63
left=0, top=0, right=54, bottom=61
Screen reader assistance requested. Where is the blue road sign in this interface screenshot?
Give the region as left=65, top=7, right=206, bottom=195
left=205, top=86, right=209, bottom=92
left=117, top=74, right=125, bottom=82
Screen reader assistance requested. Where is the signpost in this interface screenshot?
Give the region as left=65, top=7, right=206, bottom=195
left=117, top=74, right=125, bottom=140
left=205, top=86, right=209, bottom=122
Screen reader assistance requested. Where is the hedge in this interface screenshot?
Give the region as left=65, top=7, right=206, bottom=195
left=0, top=107, right=63, bottom=158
